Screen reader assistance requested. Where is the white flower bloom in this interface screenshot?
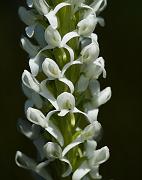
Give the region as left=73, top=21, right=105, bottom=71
left=44, top=142, right=72, bottom=177
left=72, top=141, right=109, bottom=180
left=27, top=107, right=64, bottom=146
left=88, top=79, right=112, bottom=107
left=90, top=0, right=107, bottom=14
left=62, top=121, right=101, bottom=157
left=78, top=14, right=98, bottom=36
left=15, top=151, right=53, bottom=180
left=80, top=40, right=99, bottom=63
left=84, top=57, right=106, bottom=79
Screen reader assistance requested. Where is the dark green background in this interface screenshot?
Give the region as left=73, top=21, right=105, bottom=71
left=0, top=0, right=142, bottom=179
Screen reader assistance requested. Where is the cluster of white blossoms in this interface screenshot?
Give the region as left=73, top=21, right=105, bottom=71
left=16, top=0, right=111, bottom=179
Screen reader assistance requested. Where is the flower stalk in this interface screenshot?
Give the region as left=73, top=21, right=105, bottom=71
left=16, top=0, right=111, bottom=179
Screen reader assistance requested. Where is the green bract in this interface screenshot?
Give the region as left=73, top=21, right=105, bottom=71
left=16, top=0, right=111, bottom=179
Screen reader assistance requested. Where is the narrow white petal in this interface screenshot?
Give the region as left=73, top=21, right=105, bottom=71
left=61, top=158, right=72, bottom=177
left=45, top=121, right=64, bottom=146
left=85, top=140, right=97, bottom=158
left=39, top=80, right=58, bottom=109
left=61, top=60, right=82, bottom=77
left=89, top=80, right=100, bottom=96
left=15, top=151, right=36, bottom=170
left=76, top=74, right=89, bottom=93
left=45, top=110, right=59, bottom=123
left=89, top=166, right=102, bottom=179
left=90, top=0, right=107, bottom=13
left=62, top=139, right=83, bottom=157
left=45, top=11, right=58, bottom=29
left=36, top=160, right=53, bottom=180
left=54, top=2, right=71, bottom=14
left=72, top=161, right=91, bottom=180
left=61, top=31, right=79, bottom=47
left=97, top=87, right=111, bottom=106
left=59, top=77, right=74, bottom=93
left=21, top=37, right=39, bottom=57
left=63, top=44, right=74, bottom=62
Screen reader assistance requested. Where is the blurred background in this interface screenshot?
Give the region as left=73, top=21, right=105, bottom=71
left=0, top=0, right=142, bottom=179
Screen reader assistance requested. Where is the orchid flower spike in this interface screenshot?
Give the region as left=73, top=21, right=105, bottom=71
left=16, top=0, right=111, bottom=179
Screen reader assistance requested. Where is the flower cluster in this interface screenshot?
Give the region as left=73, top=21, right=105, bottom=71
left=16, top=0, right=111, bottom=179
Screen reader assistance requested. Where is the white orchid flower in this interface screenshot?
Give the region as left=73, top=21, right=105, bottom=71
left=62, top=121, right=101, bottom=157
left=22, top=70, right=58, bottom=109
left=89, top=79, right=112, bottom=108
left=42, top=58, right=82, bottom=93
left=78, top=14, right=98, bottom=37
left=44, top=142, right=72, bottom=177
left=44, top=92, right=92, bottom=124
left=15, top=151, right=53, bottom=180
left=72, top=140, right=109, bottom=180
left=27, top=107, right=64, bottom=146
left=29, top=26, right=79, bottom=76
left=80, top=39, right=99, bottom=63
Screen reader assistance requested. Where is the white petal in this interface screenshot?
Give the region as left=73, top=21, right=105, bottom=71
left=18, top=7, right=36, bottom=25
left=33, top=0, right=49, bottom=15
left=62, top=139, right=83, bottom=157
left=21, top=37, right=39, bottom=57
left=90, top=0, right=107, bottom=13
left=57, top=92, right=75, bottom=111
left=44, top=142, right=62, bottom=159
left=45, top=121, right=64, bottom=146
left=36, top=160, right=53, bottom=180
left=44, top=25, right=61, bottom=47
left=25, top=24, right=36, bottom=38
left=76, top=74, right=89, bottom=93
left=89, top=80, right=100, bottom=96
left=27, top=107, right=46, bottom=127
left=89, top=166, right=102, bottom=179
left=22, top=70, right=40, bottom=92
left=61, top=158, right=72, bottom=177
left=54, top=2, right=71, bottom=14
left=34, top=25, right=47, bottom=47
left=15, top=151, right=36, bottom=170
left=59, top=77, right=74, bottom=93
left=63, top=44, right=74, bottom=62
left=80, top=121, right=102, bottom=141
left=42, top=58, right=61, bottom=79
left=72, top=161, right=91, bottom=180
left=81, top=42, right=99, bottom=63
left=61, top=60, right=82, bottom=77
left=61, top=31, right=79, bottom=47
left=78, top=14, right=97, bottom=36
left=39, top=80, right=58, bottom=109
left=85, top=140, right=97, bottom=158
left=96, top=87, right=111, bottom=107
left=45, top=11, right=58, bottom=29
left=86, top=109, right=99, bottom=123
left=94, top=57, right=106, bottom=78
left=89, top=146, right=110, bottom=166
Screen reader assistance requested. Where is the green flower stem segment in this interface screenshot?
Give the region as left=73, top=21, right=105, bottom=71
left=16, top=0, right=111, bottom=179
